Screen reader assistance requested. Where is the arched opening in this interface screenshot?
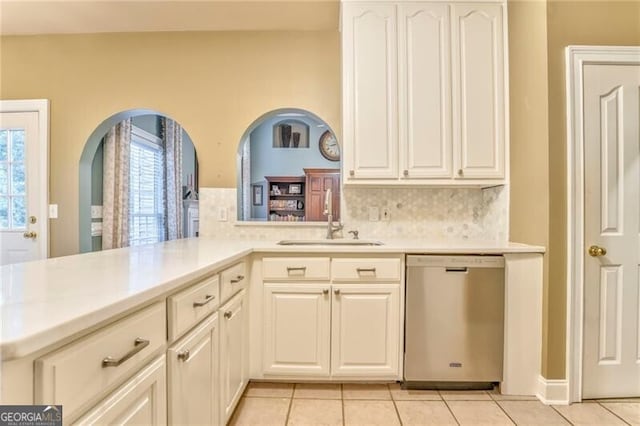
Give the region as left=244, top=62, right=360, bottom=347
left=79, top=109, right=198, bottom=252
left=236, top=108, right=341, bottom=222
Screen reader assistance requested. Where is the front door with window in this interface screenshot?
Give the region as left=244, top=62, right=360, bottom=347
left=583, top=62, right=640, bottom=398
left=0, top=110, right=43, bottom=265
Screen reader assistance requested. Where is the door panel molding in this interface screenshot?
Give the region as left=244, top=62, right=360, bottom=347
left=0, top=99, right=49, bottom=261
left=566, top=46, right=640, bottom=403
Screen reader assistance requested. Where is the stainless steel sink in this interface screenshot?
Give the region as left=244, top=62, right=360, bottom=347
left=277, top=239, right=384, bottom=246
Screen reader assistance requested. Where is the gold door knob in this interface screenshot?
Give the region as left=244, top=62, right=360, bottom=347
left=588, top=245, right=607, bottom=257
left=23, top=231, right=37, bottom=239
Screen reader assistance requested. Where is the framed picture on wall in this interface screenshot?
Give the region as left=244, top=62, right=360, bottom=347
left=252, top=185, right=263, bottom=206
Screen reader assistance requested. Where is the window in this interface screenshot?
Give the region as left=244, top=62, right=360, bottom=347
left=129, top=128, right=164, bottom=246
left=0, top=129, right=27, bottom=230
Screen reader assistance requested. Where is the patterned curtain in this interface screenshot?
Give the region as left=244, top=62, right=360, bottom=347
left=102, top=119, right=131, bottom=249
left=162, top=118, right=183, bottom=240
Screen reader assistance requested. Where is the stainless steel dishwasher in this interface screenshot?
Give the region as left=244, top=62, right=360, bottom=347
left=404, top=255, right=505, bottom=388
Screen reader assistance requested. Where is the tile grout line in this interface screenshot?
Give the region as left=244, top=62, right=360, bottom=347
left=549, top=404, right=576, bottom=425
left=439, top=390, right=462, bottom=426
left=597, top=401, right=633, bottom=426
left=341, top=383, right=345, bottom=426
left=493, top=398, right=519, bottom=425
left=387, top=384, right=404, bottom=426
left=284, top=384, right=295, bottom=426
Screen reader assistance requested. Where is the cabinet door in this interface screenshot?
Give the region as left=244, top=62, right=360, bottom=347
left=168, top=313, right=219, bottom=426
left=73, top=356, right=166, bottom=425
left=398, top=3, right=452, bottom=179
left=331, top=285, right=400, bottom=377
left=451, top=3, right=505, bottom=179
left=263, top=284, right=331, bottom=376
left=220, top=290, right=247, bottom=424
left=342, top=3, right=398, bottom=180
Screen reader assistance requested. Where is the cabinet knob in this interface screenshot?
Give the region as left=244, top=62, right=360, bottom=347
left=457, top=169, right=463, bottom=176
left=349, top=170, right=355, bottom=176
left=322, top=289, right=329, bottom=295
left=334, top=289, right=340, bottom=295
left=403, top=170, right=409, bottom=177
left=224, top=311, right=233, bottom=319
left=177, top=349, right=190, bottom=362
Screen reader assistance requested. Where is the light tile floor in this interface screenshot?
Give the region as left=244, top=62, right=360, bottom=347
left=229, top=382, right=640, bottom=425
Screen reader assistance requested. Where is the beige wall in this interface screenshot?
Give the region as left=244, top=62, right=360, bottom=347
left=0, top=31, right=340, bottom=257
left=507, top=0, right=551, bottom=376
left=545, top=0, right=640, bottom=379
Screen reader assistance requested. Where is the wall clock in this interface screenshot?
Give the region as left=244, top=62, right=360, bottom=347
left=318, top=130, right=340, bottom=162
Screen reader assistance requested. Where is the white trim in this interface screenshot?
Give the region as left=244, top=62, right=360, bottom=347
left=536, top=375, right=569, bottom=405
left=0, top=99, right=49, bottom=259
left=565, top=46, right=640, bottom=404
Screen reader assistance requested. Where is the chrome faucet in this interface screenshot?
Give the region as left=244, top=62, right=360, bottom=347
left=324, top=188, right=343, bottom=239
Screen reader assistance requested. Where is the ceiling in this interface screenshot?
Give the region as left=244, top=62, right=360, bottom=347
left=0, top=0, right=340, bottom=35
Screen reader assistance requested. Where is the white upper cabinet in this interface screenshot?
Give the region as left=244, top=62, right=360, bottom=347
left=451, top=3, right=505, bottom=179
left=341, top=1, right=508, bottom=186
left=398, top=3, right=452, bottom=179
left=342, top=3, right=399, bottom=180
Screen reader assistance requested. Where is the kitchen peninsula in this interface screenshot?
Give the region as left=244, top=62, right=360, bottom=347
left=0, top=237, right=543, bottom=424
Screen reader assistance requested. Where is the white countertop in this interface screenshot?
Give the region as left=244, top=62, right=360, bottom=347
left=0, top=237, right=543, bottom=360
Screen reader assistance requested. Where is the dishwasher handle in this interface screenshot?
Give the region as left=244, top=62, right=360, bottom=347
left=445, top=267, right=468, bottom=273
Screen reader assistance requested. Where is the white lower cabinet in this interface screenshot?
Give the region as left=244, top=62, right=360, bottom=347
left=262, top=282, right=401, bottom=379
left=331, top=285, right=400, bottom=376
left=263, top=285, right=331, bottom=375
left=73, top=355, right=167, bottom=425
left=168, top=313, right=219, bottom=426
left=220, top=289, right=248, bottom=424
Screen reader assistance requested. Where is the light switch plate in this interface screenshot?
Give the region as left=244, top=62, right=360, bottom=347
left=368, top=206, right=380, bottom=222
left=48, top=204, right=58, bottom=219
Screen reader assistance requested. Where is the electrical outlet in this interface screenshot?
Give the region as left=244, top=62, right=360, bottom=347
left=218, top=207, right=228, bottom=222
left=381, top=207, right=391, bottom=221
left=90, top=222, right=103, bottom=236
left=368, top=206, right=380, bottom=222
left=91, top=205, right=103, bottom=219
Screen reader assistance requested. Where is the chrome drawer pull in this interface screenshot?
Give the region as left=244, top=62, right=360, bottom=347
left=230, top=275, right=245, bottom=284
left=445, top=267, right=468, bottom=273
left=356, top=267, right=376, bottom=274
left=177, top=349, right=190, bottom=362
left=102, top=338, right=150, bottom=368
left=286, top=267, right=307, bottom=274
left=193, top=294, right=215, bottom=307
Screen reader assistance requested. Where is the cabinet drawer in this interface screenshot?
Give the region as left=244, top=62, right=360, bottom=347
left=73, top=355, right=167, bottom=425
left=262, top=257, right=331, bottom=281
left=35, top=302, right=166, bottom=420
left=220, top=262, right=247, bottom=302
left=168, top=274, right=220, bottom=341
left=331, top=258, right=401, bottom=281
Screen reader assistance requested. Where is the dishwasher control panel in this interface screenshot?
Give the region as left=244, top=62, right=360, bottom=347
left=406, top=255, right=504, bottom=268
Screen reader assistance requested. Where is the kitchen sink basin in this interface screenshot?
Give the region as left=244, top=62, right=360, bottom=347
left=277, top=239, right=384, bottom=246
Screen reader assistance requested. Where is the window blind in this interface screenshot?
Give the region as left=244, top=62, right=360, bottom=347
left=129, top=131, right=165, bottom=246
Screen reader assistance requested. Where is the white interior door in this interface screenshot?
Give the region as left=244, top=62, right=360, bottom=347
left=0, top=108, right=45, bottom=265
left=583, top=63, right=640, bottom=398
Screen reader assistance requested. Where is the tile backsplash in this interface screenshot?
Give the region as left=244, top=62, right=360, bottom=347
left=199, top=186, right=508, bottom=241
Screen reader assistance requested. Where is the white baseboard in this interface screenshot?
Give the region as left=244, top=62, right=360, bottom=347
left=536, top=375, right=569, bottom=405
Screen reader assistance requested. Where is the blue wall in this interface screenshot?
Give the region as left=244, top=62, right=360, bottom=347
left=249, top=114, right=340, bottom=219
